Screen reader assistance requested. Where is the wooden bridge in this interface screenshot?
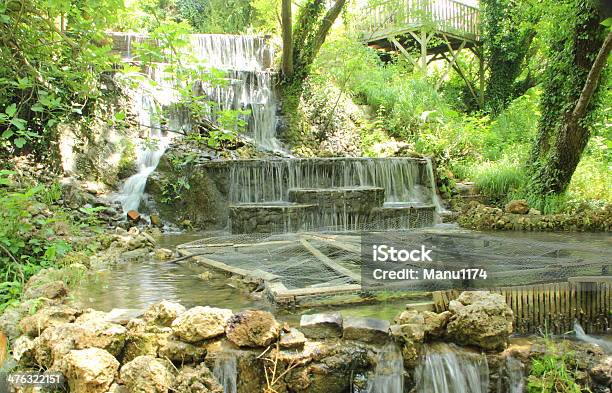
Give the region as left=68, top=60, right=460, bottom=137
left=353, top=0, right=484, bottom=104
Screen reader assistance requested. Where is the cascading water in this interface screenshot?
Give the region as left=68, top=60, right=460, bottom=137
left=497, top=356, right=525, bottom=393
left=227, top=158, right=432, bottom=204
left=112, top=33, right=281, bottom=213
left=574, top=321, right=612, bottom=352
left=414, top=343, right=489, bottom=393
left=366, top=342, right=404, bottom=393
left=213, top=354, right=238, bottom=393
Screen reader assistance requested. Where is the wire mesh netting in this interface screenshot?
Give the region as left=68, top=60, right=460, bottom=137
left=177, top=228, right=611, bottom=295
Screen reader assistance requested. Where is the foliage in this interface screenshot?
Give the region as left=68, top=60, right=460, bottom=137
left=0, top=0, right=123, bottom=158
left=526, top=0, right=609, bottom=198
left=470, top=157, right=527, bottom=203
left=527, top=344, right=584, bottom=393
left=176, top=0, right=252, bottom=33
left=482, top=0, right=537, bottom=114
left=0, top=172, right=102, bottom=309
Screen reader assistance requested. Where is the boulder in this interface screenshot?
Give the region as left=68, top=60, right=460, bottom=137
left=154, top=248, right=174, bottom=261
left=279, top=328, right=306, bottom=349
left=12, top=336, right=35, bottom=365
left=22, top=280, right=68, bottom=301
left=150, top=214, right=162, bottom=227
left=225, top=310, right=280, bottom=347
left=342, top=317, right=390, bottom=344
left=32, top=320, right=127, bottom=369
left=446, top=291, right=513, bottom=351
left=174, top=363, right=223, bottom=393
left=127, top=210, right=141, bottom=222
left=120, top=355, right=175, bottom=393
left=394, top=310, right=424, bottom=325
left=299, top=313, right=343, bottom=339
left=421, top=311, right=451, bottom=339
left=143, top=301, right=186, bottom=327
left=171, top=306, right=232, bottom=343
left=158, top=337, right=207, bottom=364
left=63, top=348, right=119, bottom=393
left=19, top=305, right=80, bottom=337
left=123, top=331, right=171, bottom=363
left=504, top=200, right=529, bottom=215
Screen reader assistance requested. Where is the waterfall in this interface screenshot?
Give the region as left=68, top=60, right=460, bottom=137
left=366, top=342, right=404, bottom=393
left=227, top=158, right=431, bottom=204
left=113, top=74, right=176, bottom=214
left=414, top=343, right=489, bottom=393
left=574, top=321, right=612, bottom=353
left=497, top=357, right=525, bottom=393
left=213, top=354, right=238, bottom=393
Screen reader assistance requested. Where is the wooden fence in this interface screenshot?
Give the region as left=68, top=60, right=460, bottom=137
left=433, top=277, right=611, bottom=335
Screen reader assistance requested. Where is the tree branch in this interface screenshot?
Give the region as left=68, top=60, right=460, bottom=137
left=572, top=31, right=612, bottom=120
left=311, top=0, right=346, bottom=58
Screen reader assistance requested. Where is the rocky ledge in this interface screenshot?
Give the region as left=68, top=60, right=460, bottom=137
left=4, top=290, right=610, bottom=393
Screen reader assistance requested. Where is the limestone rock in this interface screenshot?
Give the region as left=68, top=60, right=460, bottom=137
left=174, top=363, right=223, bottom=393
left=154, top=248, right=174, bottom=261
left=63, top=348, right=119, bottom=393
left=504, top=200, right=529, bottom=214
left=300, top=313, right=343, bottom=339
left=446, top=291, right=513, bottom=351
left=389, top=323, right=425, bottom=344
left=123, top=331, right=171, bottom=363
left=22, top=280, right=68, bottom=301
left=12, top=336, right=35, bottom=365
left=150, top=214, right=162, bottom=227
left=279, top=328, right=306, bottom=349
left=143, top=301, right=186, bottom=327
left=394, top=310, right=424, bottom=325
left=19, top=305, right=80, bottom=337
left=342, top=317, right=389, bottom=344
left=421, top=311, right=451, bottom=339
left=158, top=337, right=207, bottom=363
left=171, top=306, right=232, bottom=343
left=120, top=355, right=175, bottom=393
left=225, top=310, right=280, bottom=347
left=32, top=320, right=127, bottom=369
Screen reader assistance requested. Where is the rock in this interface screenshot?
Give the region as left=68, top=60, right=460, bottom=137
left=225, top=310, right=280, bottom=347
left=394, top=310, right=424, bottom=325
left=22, top=280, right=68, bottom=300
left=181, top=220, right=193, bottom=229
left=153, top=248, right=174, bottom=261
left=19, top=305, right=80, bottom=337
left=76, top=309, right=142, bottom=326
left=32, top=319, right=127, bottom=369
left=389, top=323, right=425, bottom=343
left=63, top=348, right=119, bottom=393
left=299, top=313, right=343, bottom=339
left=446, top=291, right=514, bottom=351
left=171, top=306, right=233, bottom=343
left=150, top=214, right=162, bottom=227
left=279, top=328, right=306, bottom=349
left=123, top=331, right=171, bottom=363
left=174, top=363, right=223, bottom=393
left=590, top=356, right=611, bottom=387
left=198, top=271, right=213, bottom=281
left=504, top=200, right=529, bottom=215
left=158, top=337, right=207, bottom=364
left=528, top=208, right=541, bottom=215
left=12, top=336, right=35, bottom=364
left=421, top=311, right=451, bottom=339
left=342, top=317, right=389, bottom=344
left=143, top=301, right=186, bottom=327
left=127, top=210, right=141, bottom=222
left=120, top=356, right=175, bottom=393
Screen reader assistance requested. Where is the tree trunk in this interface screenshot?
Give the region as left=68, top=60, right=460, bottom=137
left=527, top=4, right=610, bottom=197
left=281, top=0, right=293, bottom=78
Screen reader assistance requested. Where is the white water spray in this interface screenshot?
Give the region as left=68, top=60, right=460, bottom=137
left=366, top=342, right=404, bottom=393
left=213, top=354, right=238, bottom=393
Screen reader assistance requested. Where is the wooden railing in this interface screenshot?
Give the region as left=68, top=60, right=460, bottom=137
left=355, top=0, right=480, bottom=40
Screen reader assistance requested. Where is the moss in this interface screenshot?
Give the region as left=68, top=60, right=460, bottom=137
left=117, top=139, right=137, bottom=179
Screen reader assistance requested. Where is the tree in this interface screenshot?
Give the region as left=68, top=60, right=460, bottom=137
left=482, top=0, right=537, bottom=114
left=527, top=0, right=611, bottom=198
left=280, top=0, right=346, bottom=90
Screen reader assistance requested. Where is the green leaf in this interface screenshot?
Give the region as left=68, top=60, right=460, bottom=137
left=5, top=103, right=17, bottom=117
left=10, top=118, right=26, bottom=130
left=2, top=129, right=14, bottom=139
left=602, top=18, right=612, bottom=28
left=13, top=137, right=26, bottom=148
left=31, top=103, right=44, bottom=112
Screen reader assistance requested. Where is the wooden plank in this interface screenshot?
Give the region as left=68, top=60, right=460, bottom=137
left=299, top=238, right=361, bottom=282
left=280, top=284, right=362, bottom=297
